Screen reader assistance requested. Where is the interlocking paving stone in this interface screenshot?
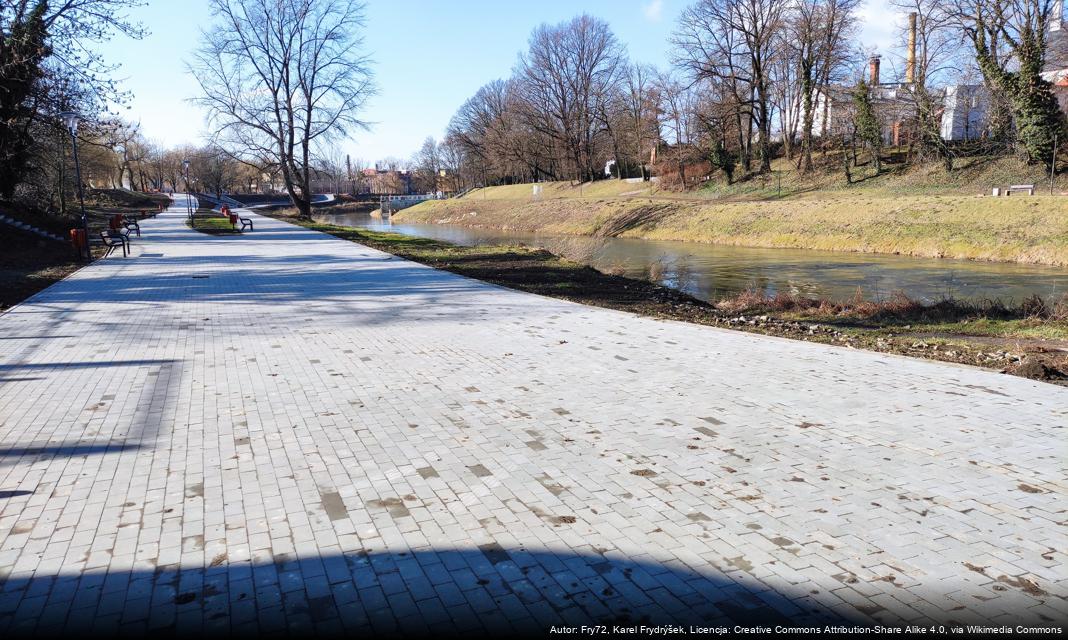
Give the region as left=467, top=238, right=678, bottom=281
left=0, top=198, right=1065, bottom=635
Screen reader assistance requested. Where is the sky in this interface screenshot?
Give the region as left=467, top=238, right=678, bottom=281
left=95, top=0, right=901, bottom=164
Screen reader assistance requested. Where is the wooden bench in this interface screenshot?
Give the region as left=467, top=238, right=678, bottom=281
left=224, top=212, right=253, bottom=231
left=1006, top=183, right=1035, bottom=196
left=98, top=230, right=129, bottom=257
left=122, top=216, right=141, bottom=237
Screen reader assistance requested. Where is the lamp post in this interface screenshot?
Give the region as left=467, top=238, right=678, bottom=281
left=182, top=159, right=192, bottom=219
left=59, top=111, right=91, bottom=261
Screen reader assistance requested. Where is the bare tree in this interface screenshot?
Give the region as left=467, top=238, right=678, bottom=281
left=621, top=63, right=660, bottom=180
left=191, top=0, right=375, bottom=219
left=673, top=0, right=786, bottom=174
left=654, top=70, right=697, bottom=187
left=516, top=14, right=627, bottom=182
left=410, top=137, right=442, bottom=193
left=789, top=0, right=861, bottom=172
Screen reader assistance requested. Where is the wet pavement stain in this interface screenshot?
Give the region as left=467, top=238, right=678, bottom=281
left=535, top=474, right=567, bottom=496
left=368, top=497, right=412, bottom=519
left=319, top=489, right=348, bottom=521
left=478, top=543, right=510, bottom=565
left=468, top=464, right=492, bottom=478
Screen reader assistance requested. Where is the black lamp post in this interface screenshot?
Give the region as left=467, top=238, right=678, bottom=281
left=182, top=159, right=192, bottom=219
left=60, top=111, right=91, bottom=261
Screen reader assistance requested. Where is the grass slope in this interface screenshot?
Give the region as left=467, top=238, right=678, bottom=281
left=186, top=213, right=241, bottom=234
left=400, top=157, right=1068, bottom=265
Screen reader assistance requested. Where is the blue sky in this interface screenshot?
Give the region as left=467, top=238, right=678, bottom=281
left=96, top=0, right=899, bottom=163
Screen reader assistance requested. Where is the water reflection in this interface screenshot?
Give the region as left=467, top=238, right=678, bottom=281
left=316, top=212, right=1068, bottom=303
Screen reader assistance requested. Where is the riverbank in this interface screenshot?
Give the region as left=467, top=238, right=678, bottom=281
left=398, top=155, right=1068, bottom=265
left=399, top=191, right=1068, bottom=265
left=267, top=209, right=1068, bottom=385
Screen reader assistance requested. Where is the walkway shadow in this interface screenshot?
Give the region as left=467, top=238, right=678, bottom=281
left=12, top=254, right=525, bottom=328
left=0, top=359, right=179, bottom=373
left=0, top=443, right=142, bottom=459
left=0, top=548, right=877, bottom=638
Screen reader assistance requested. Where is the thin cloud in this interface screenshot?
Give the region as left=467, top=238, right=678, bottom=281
left=643, top=0, right=664, bottom=22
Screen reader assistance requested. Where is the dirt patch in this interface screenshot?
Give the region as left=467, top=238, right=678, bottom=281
left=0, top=230, right=84, bottom=311
left=1013, top=356, right=1068, bottom=381
left=997, top=574, right=1048, bottom=596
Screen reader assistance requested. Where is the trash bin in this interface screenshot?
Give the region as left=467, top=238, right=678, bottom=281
left=69, top=228, right=87, bottom=259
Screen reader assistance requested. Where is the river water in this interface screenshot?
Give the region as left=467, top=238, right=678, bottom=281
left=315, top=211, right=1068, bottom=304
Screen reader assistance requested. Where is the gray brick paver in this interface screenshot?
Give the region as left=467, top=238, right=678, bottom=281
left=0, top=199, right=1064, bottom=634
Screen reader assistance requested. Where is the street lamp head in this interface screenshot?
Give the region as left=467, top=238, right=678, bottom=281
left=58, top=111, right=79, bottom=135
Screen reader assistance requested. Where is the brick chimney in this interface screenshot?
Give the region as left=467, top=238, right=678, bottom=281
left=906, top=12, right=917, bottom=84
left=869, top=55, right=881, bottom=86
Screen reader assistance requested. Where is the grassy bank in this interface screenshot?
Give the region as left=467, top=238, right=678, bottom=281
left=399, top=157, right=1068, bottom=265
left=186, top=212, right=241, bottom=234
left=267, top=209, right=1068, bottom=385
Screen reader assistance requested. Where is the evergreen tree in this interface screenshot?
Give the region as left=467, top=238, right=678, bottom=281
left=851, top=79, right=882, bottom=174
left=963, top=3, right=1066, bottom=169
left=710, top=140, right=736, bottom=184
left=0, top=4, right=50, bottom=198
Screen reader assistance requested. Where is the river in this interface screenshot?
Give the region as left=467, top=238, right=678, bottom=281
left=314, top=211, right=1068, bottom=304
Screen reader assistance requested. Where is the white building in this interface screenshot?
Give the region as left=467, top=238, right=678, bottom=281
left=940, top=85, right=989, bottom=141
left=1043, top=1, right=1067, bottom=114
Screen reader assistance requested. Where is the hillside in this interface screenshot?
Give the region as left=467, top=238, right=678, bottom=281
left=399, top=157, right=1068, bottom=265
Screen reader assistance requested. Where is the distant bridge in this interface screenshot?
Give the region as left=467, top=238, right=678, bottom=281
left=379, top=193, right=440, bottom=215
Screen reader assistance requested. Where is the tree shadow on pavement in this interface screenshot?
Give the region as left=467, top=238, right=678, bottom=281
left=0, top=548, right=879, bottom=638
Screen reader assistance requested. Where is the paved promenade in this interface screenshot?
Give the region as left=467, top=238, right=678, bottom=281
left=0, top=198, right=1065, bottom=635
